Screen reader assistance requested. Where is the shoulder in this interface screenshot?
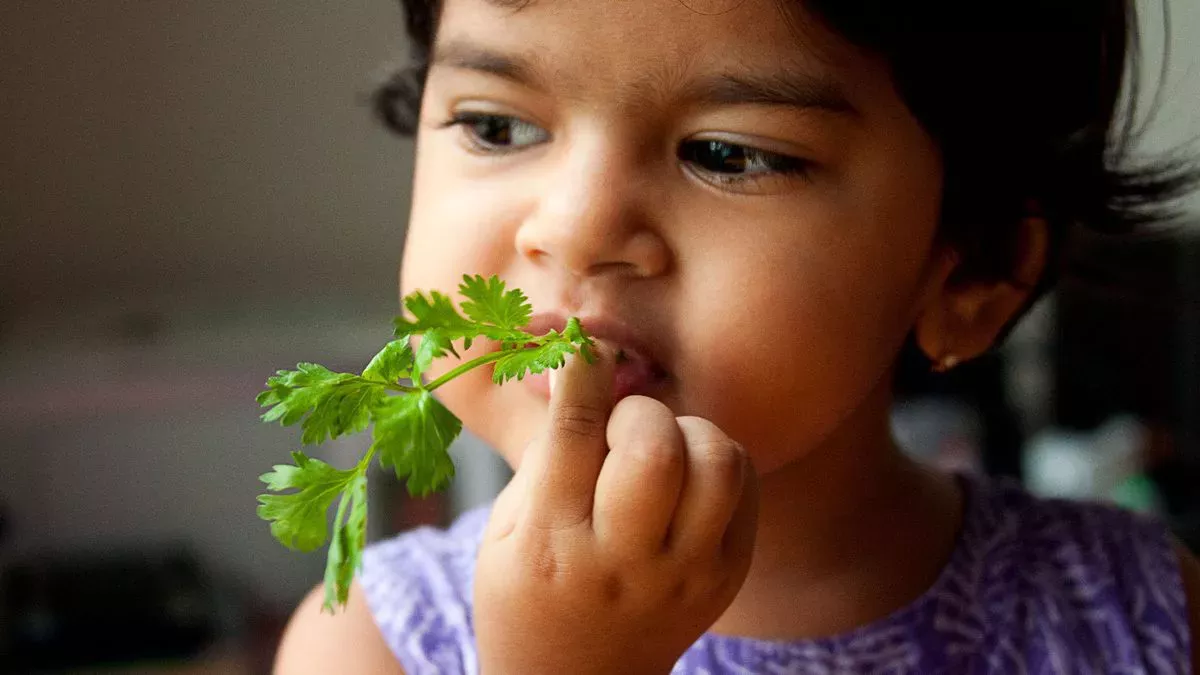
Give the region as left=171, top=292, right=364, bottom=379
left=976, top=476, right=1187, bottom=612
left=961, top=475, right=1193, bottom=670
left=274, top=581, right=407, bottom=674
left=274, top=505, right=491, bottom=675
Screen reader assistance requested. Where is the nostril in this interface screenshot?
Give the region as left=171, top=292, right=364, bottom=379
left=516, top=216, right=670, bottom=279
left=585, top=260, right=641, bottom=278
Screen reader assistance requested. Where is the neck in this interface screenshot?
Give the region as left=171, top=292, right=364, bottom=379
left=711, top=377, right=963, bottom=641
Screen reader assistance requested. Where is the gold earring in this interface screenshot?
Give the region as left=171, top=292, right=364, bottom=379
left=932, top=355, right=960, bottom=373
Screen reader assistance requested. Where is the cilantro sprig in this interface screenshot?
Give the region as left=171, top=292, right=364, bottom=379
left=255, top=275, right=594, bottom=612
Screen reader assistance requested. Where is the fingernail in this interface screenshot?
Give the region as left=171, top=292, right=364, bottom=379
left=594, top=339, right=616, bottom=361
left=549, top=368, right=559, bottom=397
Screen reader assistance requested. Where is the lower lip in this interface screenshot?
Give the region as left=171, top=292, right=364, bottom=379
left=522, top=362, right=668, bottom=404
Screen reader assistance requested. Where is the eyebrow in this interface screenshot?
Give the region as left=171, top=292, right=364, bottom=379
left=432, top=41, right=551, bottom=91
left=681, top=72, right=856, bottom=116
left=483, top=0, right=539, bottom=8
left=430, top=41, right=858, bottom=117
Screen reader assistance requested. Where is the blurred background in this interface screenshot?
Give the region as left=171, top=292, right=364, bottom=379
left=1, top=0, right=1198, bottom=672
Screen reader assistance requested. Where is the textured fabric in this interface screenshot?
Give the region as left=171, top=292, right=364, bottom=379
left=360, top=475, right=1193, bottom=674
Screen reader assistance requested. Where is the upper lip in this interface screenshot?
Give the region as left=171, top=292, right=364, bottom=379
left=524, top=311, right=670, bottom=375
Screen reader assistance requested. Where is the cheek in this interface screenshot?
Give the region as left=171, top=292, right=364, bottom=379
left=428, top=366, right=539, bottom=471
left=399, top=130, right=536, bottom=300
left=399, top=137, right=545, bottom=466
left=401, top=146, right=484, bottom=299
left=671, top=207, right=931, bottom=471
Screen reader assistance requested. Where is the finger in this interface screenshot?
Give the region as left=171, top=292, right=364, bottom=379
left=481, top=465, right=528, bottom=543
left=523, top=341, right=615, bottom=530
left=592, top=395, right=686, bottom=556
left=667, top=416, right=753, bottom=557
left=721, top=452, right=759, bottom=572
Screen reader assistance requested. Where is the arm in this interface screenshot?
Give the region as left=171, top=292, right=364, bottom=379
left=274, top=581, right=406, bottom=675
left=1175, top=538, right=1200, bottom=673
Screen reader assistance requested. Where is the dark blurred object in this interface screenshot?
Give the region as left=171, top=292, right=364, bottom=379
left=389, top=488, right=449, bottom=532
left=1055, top=227, right=1200, bottom=548
left=0, top=547, right=219, bottom=673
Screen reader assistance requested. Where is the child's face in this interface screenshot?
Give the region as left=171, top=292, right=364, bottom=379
left=400, top=0, right=949, bottom=474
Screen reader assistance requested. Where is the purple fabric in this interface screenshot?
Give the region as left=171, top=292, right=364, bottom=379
left=360, top=475, right=1193, bottom=674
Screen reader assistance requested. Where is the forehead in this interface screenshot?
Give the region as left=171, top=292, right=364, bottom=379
left=433, top=0, right=884, bottom=110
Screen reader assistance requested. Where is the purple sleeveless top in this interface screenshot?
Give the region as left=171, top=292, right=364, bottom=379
left=360, top=475, right=1193, bottom=674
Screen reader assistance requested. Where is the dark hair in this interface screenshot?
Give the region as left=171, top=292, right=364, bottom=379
left=374, top=0, right=1196, bottom=308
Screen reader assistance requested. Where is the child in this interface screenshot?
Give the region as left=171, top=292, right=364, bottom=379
left=276, top=0, right=1200, bottom=672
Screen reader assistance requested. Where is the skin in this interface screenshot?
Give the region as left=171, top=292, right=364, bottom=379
left=275, top=0, right=1200, bottom=671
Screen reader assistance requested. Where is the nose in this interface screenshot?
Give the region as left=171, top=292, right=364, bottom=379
left=514, top=135, right=670, bottom=279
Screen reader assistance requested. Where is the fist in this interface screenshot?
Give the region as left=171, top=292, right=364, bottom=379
left=473, top=344, right=759, bottom=675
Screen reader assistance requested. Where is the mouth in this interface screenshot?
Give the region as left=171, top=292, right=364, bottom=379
left=520, top=312, right=671, bottom=403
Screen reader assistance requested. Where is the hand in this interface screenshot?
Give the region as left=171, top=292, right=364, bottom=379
left=473, top=344, right=759, bottom=675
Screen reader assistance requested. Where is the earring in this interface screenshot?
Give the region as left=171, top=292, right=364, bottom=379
left=932, top=355, right=960, bottom=373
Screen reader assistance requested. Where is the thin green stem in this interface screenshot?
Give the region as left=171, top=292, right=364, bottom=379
left=346, top=375, right=416, bottom=394
left=356, top=444, right=378, bottom=474
left=424, top=349, right=513, bottom=392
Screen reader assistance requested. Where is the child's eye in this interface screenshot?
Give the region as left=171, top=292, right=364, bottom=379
left=678, top=140, right=811, bottom=187
left=441, top=112, right=550, bottom=154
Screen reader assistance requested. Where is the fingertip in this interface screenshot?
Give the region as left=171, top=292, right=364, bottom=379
left=550, top=339, right=615, bottom=403
left=596, top=338, right=614, bottom=354
left=584, top=339, right=615, bottom=366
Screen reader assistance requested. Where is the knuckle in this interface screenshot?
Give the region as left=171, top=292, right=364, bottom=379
left=667, top=577, right=689, bottom=602
left=600, top=571, right=624, bottom=603
left=692, top=438, right=745, bottom=488
left=554, top=403, right=607, bottom=440
left=532, top=505, right=592, bottom=534
left=617, top=394, right=669, bottom=416
left=623, top=437, right=683, bottom=474
left=612, top=396, right=673, bottom=433
left=528, top=548, right=562, bottom=583
left=675, top=413, right=707, bottom=425
left=519, top=532, right=568, bottom=584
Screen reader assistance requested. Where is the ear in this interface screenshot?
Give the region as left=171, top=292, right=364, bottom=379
left=913, top=217, right=1049, bottom=370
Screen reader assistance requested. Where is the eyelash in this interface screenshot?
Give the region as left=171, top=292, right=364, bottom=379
left=439, top=111, right=549, bottom=156
left=677, top=140, right=812, bottom=187
left=438, top=112, right=812, bottom=188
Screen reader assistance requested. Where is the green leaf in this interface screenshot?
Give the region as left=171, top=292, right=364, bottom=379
left=257, top=452, right=356, bottom=552
left=562, top=316, right=597, bottom=362
left=371, top=391, right=460, bottom=496
left=393, top=278, right=535, bottom=347
left=490, top=317, right=594, bottom=384
left=492, top=338, right=578, bottom=384
left=458, top=274, right=533, bottom=331
left=323, top=470, right=368, bottom=613
left=256, top=276, right=604, bottom=611
left=393, top=290, right=478, bottom=339
left=259, top=364, right=388, bottom=445
left=258, top=363, right=350, bottom=425
left=301, top=382, right=386, bottom=445
left=362, top=339, right=414, bottom=384
left=412, top=327, right=457, bottom=381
